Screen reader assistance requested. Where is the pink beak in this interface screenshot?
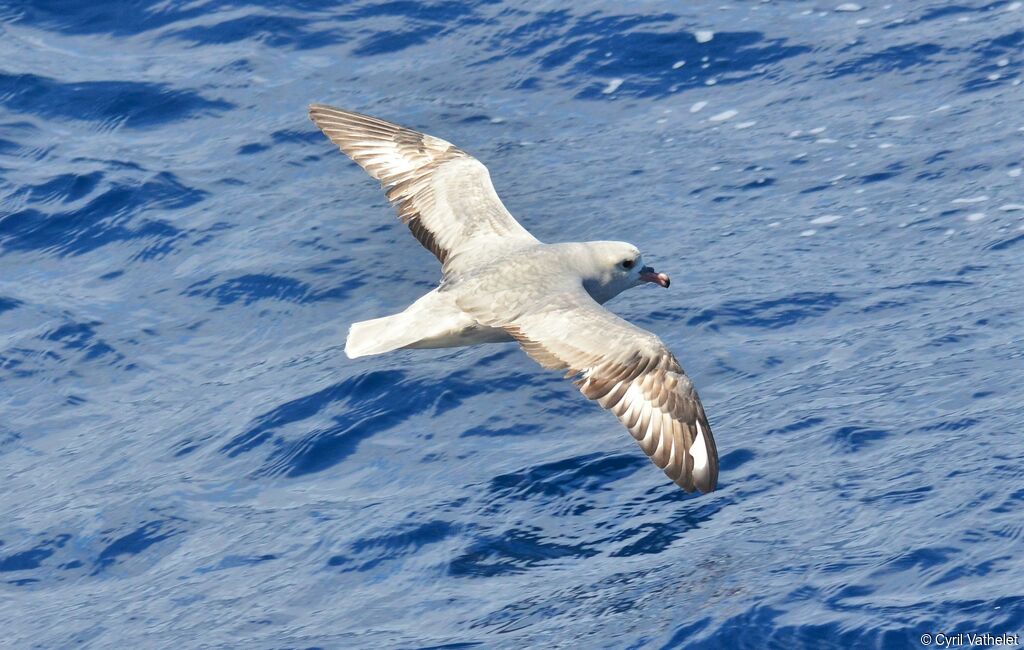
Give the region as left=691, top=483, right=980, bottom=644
left=639, top=265, right=671, bottom=288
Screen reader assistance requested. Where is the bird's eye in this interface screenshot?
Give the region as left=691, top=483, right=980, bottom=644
left=621, top=259, right=636, bottom=270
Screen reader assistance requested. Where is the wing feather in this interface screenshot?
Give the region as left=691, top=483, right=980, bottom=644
left=309, top=104, right=538, bottom=272
left=479, top=289, right=719, bottom=493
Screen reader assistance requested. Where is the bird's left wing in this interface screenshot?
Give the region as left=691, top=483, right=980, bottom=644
left=309, top=104, right=539, bottom=273
left=464, top=287, right=719, bottom=493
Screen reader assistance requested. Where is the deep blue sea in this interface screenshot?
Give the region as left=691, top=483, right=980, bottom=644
left=2, top=1, right=1024, bottom=647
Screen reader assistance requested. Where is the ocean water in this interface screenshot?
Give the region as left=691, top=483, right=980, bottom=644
left=2, top=0, right=1023, bottom=647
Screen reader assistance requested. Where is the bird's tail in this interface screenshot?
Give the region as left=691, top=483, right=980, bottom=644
left=345, top=313, right=418, bottom=358
left=345, top=289, right=484, bottom=359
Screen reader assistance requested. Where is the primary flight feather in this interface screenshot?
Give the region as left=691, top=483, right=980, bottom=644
left=309, top=104, right=719, bottom=493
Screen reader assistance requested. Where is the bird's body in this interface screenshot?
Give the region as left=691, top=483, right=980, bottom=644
left=348, top=241, right=660, bottom=355
left=310, top=104, right=720, bottom=493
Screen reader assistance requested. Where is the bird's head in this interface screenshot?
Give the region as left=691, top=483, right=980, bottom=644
left=580, top=241, right=671, bottom=303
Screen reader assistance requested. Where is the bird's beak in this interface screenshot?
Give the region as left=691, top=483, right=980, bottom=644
left=639, top=265, right=671, bottom=288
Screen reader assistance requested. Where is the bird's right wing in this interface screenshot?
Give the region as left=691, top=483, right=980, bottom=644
left=463, top=287, right=719, bottom=493
left=309, top=104, right=539, bottom=273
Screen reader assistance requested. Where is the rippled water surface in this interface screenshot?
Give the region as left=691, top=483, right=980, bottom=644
left=2, top=1, right=1024, bottom=647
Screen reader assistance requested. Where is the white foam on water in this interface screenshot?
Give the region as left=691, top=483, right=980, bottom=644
left=811, top=214, right=842, bottom=224
left=695, top=30, right=715, bottom=43
left=836, top=2, right=863, bottom=10
left=709, top=109, right=738, bottom=122
left=878, top=143, right=894, bottom=149
left=800, top=229, right=817, bottom=237
left=1008, top=168, right=1022, bottom=177
left=999, top=204, right=1024, bottom=211
left=967, top=213, right=986, bottom=222
left=888, top=115, right=915, bottom=121
left=997, top=58, right=1010, bottom=67
left=931, top=104, right=951, bottom=112
left=856, top=18, right=871, bottom=24
left=1008, top=1, right=1022, bottom=10
left=809, top=126, right=827, bottom=134
left=672, top=60, right=686, bottom=69
left=602, top=78, right=623, bottom=94
left=817, top=138, right=838, bottom=144
left=705, top=78, right=718, bottom=86
left=690, top=101, right=708, bottom=113
left=988, top=73, right=1001, bottom=81
left=735, top=121, right=757, bottom=130
left=952, top=196, right=988, bottom=204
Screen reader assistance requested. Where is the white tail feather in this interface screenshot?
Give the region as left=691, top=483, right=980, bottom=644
left=344, top=314, right=413, bottom=358
left=344, top=289, right=506, bottom=359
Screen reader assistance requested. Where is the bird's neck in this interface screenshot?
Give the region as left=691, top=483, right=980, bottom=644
left=582, top=277, right=621, bottom=304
